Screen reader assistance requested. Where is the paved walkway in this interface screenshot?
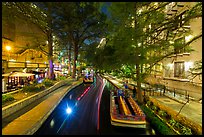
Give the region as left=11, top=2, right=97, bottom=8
left=105, top=75, right=202, bottom=127
left=2, top=79, right=82, bottom=135
left=150, top=96, right=202, bottom=126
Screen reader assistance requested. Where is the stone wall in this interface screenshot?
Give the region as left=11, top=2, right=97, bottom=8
left=2, top=79, right=72, bottom=119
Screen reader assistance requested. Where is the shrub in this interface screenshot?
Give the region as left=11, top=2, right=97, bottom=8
left=57, top=76, right=67, bottom=81
left=35, top=83, right=46, bottom=90
left=181, top=126, right=192, bottom=135
left=42, top=78, right=54, bottom=87
left=158, top=110, right=168, bottom=118
left=2, top=94, right=15, bottom=105
left=174, top=122, right=182, bottom=129
left=22, top=85, right=42, bottom=92
left=140, top=105, right=176, bottom=135
left=152, top=105, right=158, bottom=112
left=146, top=100, right=153, bottom=107
left=169, top=118, right=177, bottom=126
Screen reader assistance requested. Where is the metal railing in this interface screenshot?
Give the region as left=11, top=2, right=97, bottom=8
left=142, top=83, right=191, bottom=103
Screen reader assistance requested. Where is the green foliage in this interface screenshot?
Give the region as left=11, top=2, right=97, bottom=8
left=57, top=76, right=67, bottom=80
left=152, top=105, right=158, bottom=112
left=188, top=59, right=202, bottom=80
left=181, top=126, right=192, bottom=135
left=42, top=78, right=54, bottom=87
left=169, top=118, right=177, bottom=126
left=140, top=105, right=176, bottom=135
left=52, top=2, right=108, bottom=78
left=146, top=100, right=153, bottom=107
left=94, top=2, right=202, bottom=91
left=145, top=102, right=193, bottom=135
left=158, top=110, right=168, bottom=118
left=174, top=122, right=182, bottom=130
left=35, top=83, right=46, bottom=90
left=2, top=94, right=15, bottom=105
left=22, top=84, right=42, bottom=92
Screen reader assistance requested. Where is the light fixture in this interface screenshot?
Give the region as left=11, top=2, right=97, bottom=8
left=185, top=61, right=193, bottom=71
left=167, top=63, right=173, bottom=69
left=6, top=46, right=11, bottom=51
left=9, top=59, right=16, bottom=62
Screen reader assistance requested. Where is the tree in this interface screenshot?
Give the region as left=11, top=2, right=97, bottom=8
left=53, top=31, right=73, bottom=76
left=53, top=2, right=108, bottom=78
left=188, top=60, right=202, bottom=82
left=101, top=2, right=202, bottom=103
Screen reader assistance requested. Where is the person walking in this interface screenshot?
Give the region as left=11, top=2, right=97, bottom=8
left=124, top=82, right=128, bottom=89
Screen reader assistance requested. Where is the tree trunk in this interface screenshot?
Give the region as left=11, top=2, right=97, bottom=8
left=72, top=43, right=78, bottom=78
left=68, top=44, right=72, bottom=76
left=136, top=63, right=143, bottom=103
left=47, top=4, right=54, bottom=80
left=134, top=3, right=143, bottom=103
left=48, top=32, right=54, bottom=79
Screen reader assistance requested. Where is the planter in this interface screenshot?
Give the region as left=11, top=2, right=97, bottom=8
left=140, top=104, right=176, bottom=135
left=146, top=102, right=193, bottom=135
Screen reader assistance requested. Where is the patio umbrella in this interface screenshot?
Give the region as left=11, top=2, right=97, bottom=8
left=2, top=72, right=35, bottom=77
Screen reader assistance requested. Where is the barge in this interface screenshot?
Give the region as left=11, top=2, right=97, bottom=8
left=110, top=89, right=146, bottom=128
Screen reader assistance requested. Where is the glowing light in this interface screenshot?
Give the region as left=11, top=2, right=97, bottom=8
left=77, top=86, right=90, bottom=101
left=185, top=35, right=193, bottom=42
left=69, top=95, right=72, bottom=100
left=66, top=107, right=72, bottom=114
left=185, top=61, right=193, bottom=71
left=6, top=46, right=11, bottom=51
left=167, top=63, right=173, bottom=69
left=9, top=59, right=16, bottom=62
left=38, top=79, right=44, bottom=83
left=50, top=119, right=55, bottom=128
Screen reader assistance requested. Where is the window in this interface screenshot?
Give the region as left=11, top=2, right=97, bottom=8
left=174, top=61, right=185, bottom=78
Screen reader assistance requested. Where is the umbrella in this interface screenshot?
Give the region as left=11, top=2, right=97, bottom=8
left=2, top=72, right=35, bottom=77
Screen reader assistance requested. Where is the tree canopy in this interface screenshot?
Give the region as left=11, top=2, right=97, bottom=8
left=90, top=2, right=202, bottom=103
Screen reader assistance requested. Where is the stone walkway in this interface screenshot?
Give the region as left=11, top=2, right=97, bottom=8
left=2, top=79, right=82, bottom=135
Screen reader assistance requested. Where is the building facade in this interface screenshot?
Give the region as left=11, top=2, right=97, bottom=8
left=2, top=4, right=49, bottom=92
left=150, top=2, right=202, bottom=101
left=2, top=4, right=49, bottom=74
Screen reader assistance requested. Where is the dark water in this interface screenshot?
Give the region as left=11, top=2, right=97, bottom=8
left=34, top=77, right=155, bottom=135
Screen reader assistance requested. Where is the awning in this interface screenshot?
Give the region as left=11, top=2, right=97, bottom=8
left=2, top=72, right=35, bottom=77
